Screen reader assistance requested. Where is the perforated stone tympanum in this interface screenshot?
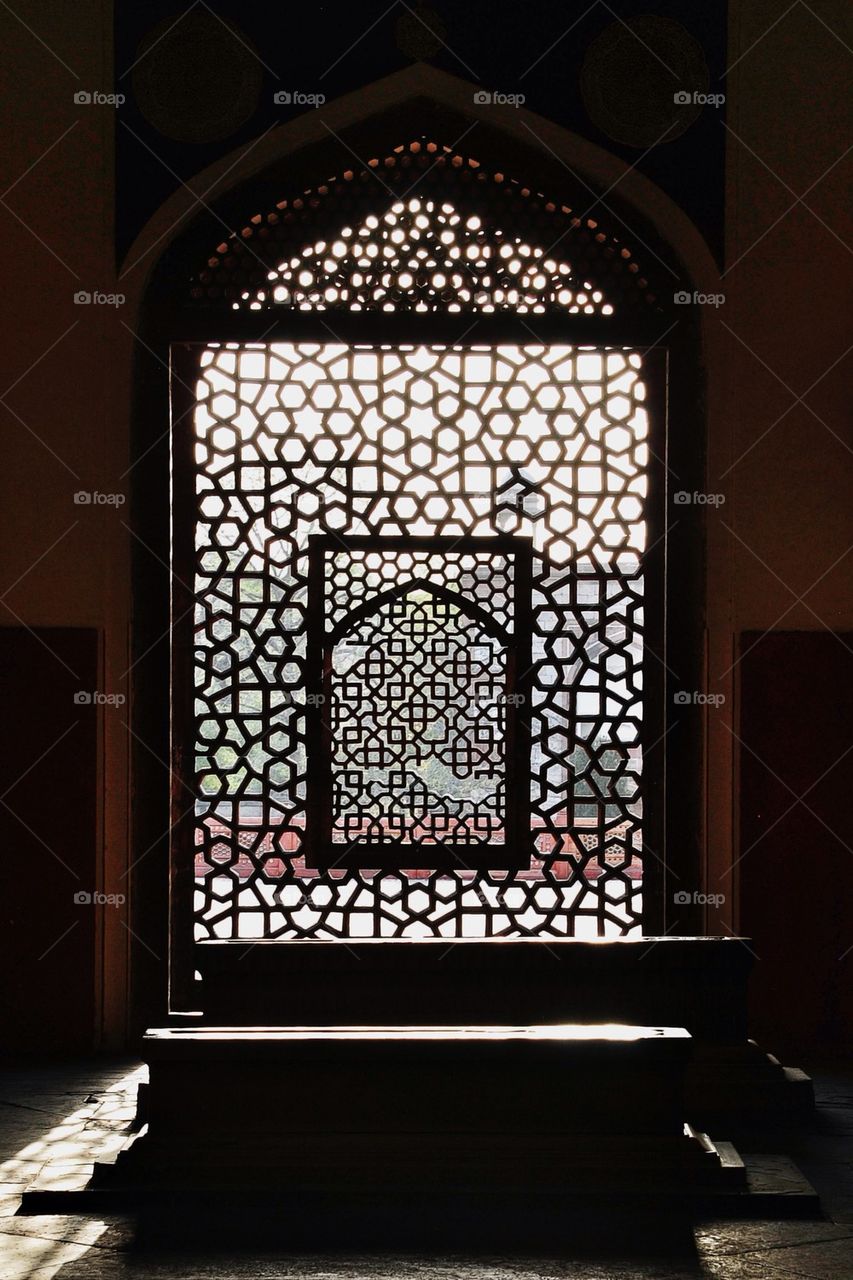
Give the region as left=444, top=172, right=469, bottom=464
left=191, top=138, right=659, bottom=314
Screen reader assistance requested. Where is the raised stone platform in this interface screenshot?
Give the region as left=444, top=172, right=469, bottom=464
left=17, top=938, right=817, bottom=1238
left=19, top=1024, right=820, bottom=1241
left=93, top=1024, right=742, bottom=1198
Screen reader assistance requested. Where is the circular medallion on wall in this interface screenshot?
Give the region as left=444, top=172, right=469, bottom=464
left=580, top=16, right=710, bottom=149
left=132, top=10, right=264, bottom=144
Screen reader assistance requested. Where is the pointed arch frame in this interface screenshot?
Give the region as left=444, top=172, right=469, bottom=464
left=127, top=68, right=711, bottom=1026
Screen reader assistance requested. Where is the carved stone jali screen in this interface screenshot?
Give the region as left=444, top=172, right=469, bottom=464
left=187, top=341, right=652, bottom=940
left=305, top=536, right=532, bottom=870
left=167, top=140, right=670, bottom=947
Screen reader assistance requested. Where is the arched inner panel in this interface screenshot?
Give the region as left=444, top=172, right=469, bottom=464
left=329, top=582, right=509, bottom=855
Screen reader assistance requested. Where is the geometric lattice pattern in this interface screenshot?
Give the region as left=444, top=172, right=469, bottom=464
left=324, top=548, right=515, bottom=635
left=190, top=342, right=647, bottom=939
left=314, top=544, right=523, bottom=863
left=191, top=139, right=660, bottom=314
left=330, top=587, right=508, bottom=853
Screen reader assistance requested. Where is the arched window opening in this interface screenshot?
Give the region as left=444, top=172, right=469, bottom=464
left=167, top=137, right=673, bottom=988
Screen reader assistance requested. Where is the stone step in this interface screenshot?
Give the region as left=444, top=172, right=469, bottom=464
left=139, top=1022, right=696, bottom=1139
left=21, top=1150, right=820, bottom=1231
left=102, top=1124, right=738, bottom=1190
left=84, top=1021, right=753, bottom=1203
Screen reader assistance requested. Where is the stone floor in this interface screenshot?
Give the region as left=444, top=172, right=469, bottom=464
left=0, top=1059, right=851, bottom=1279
